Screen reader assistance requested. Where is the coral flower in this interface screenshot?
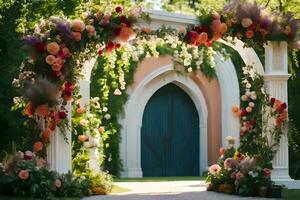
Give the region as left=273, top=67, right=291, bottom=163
left=52, top=63, right=62, bottom=72
left=219, top=147, right=226, bottom=156
left=198, top=32, right=208, bottom=44
left=71, top=32, right=82, bottom=42
left=72, top=19, right=85, bottom=32
left=246, top=30, right=254, bottom=39
left=76, top=107, right=86, bottom=114
left=45, top=55, right=56, bottom=65
left=61, top=47, right=71, bottom=58
left=55, top=179, right=62, bottom=188
left=78, top=135, right=88, bottom=142
left=99, top=126, right=105, bottom=133
left=209, top=164, right=221, bottom=176
left=117, top=25, right=134, bottom=42
left=211, top=19, right=222, bottom=33
left=24, top=102, right=34, bottom=117
left=232, top=106, right=239, bottom=116
left=220, top=23, right=228, bottom=34
left=35, top=104, right=49, bottom=117
left=43, top=128, right=52, bottom=141
left=18, top=170, right=29, bottom=180
left=33, top=141, right=43, bottom=152
left=47, top=42, right=60, bottom=55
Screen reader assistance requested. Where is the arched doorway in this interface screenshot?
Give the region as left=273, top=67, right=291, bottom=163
left=141, top=83, right=200, bottom=176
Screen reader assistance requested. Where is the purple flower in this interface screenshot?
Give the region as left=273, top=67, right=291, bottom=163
left=22, top=36, right=41, bottom=46
left=56, top=23, right=72, bottom=36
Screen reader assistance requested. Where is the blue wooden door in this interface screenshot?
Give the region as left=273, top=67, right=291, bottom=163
left=141, top=83, right=200, bottom=176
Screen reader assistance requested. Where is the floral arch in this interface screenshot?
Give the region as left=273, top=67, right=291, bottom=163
left=7, top=0, right=300, bottom=198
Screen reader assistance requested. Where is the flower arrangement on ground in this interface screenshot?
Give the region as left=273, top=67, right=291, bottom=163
left=206, top=137, right=273, bottom=197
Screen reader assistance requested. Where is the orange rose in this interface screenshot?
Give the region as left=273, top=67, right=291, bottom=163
left=76, top=107, right=85, bottom=114
left=245, top=30, right=254, bottom=39
left=47, top=42, right=60, bottom=55
left=45, top=55, right=56, bottom=65
left=211, top=19, right=222, bottom=33
left=118, top=25, right=134, bottom=42
left=33, top=141, right=43, bottom=152
left=72, top=19, right=85, bottom=32
left=18, top=170, right=29, bottom=180
left=43, top=128, right=52, bottom=141
left=35, top=104, right=49, bottom=117
left=24, top=102, right=34, bottom=116
left=198, top=32, right=208, bottom=44
left=78, top=135, right=87, bottom=142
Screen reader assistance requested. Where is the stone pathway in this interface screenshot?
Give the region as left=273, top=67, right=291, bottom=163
left=84, top=181, right=278, bottom=200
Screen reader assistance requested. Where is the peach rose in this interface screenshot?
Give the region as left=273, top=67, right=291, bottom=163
left=52, top=63, right=62, bottom=71
left=232, top=106, right=239, bottom=115
left=47, top=42, right=60, bottom=55
left=99, top=126, right=105, bottom=133
left=78, top=135, right=87, bottom=142
left=246, top=30, right=254, bottom=39
left=72, top=32, right=82, bottom=42
left=79, top=119, right=89, bottom=127
left=86, top=25, right=96, bottom=37
left=45, top=55, right=56, bottom=65
left=55, top=179, right=62, bottom=188
left=33, top=141, right=43, bottom=152
left=117, top=25, right=134, bottom=42
left=76, top=107, right=85, bottom=114
left=35, top=104, right=49, bottom=117
left=18, top=170, right=29, bottom=180
left=72, top=19, right=85, bottom=32
left=36, top=158, right=47, bottom=168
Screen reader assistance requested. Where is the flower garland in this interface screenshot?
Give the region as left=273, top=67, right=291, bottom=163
left=206, top=65, right=289, bottom=197
left=10, top=0, right=299, bottom=177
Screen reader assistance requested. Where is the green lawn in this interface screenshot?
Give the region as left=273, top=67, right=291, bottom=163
left=282, top=189, right=300, bottom=200
left=114, top=176, right=205, bottom=182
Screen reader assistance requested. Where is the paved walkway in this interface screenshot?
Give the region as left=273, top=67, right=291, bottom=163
left=84, top=181, right=278, bottom=200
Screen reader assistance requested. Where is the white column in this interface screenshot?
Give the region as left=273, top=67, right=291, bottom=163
left=47, top=102, right=72, bottom=173
left=264, top=41, right=300, bottom=188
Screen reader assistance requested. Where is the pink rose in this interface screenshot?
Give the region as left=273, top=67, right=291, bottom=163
left=55, top=179, right=62, bottom=188
left=72, top=19, right=85, bottom=32
left=45, top=55, right=56, bottom=65
left=47, top=42, right=60, bottom=55
left=235, top=171, right=244, bottom=180
left=18, top=170, right=29, bottom=180
left=86, top=25, right=96, bottom=37
left=52, top=63, right=62, bottom=72
left=209, top=164, right=221, bottom=176
left=72, top=32, right=82, bottom=41
left=79, top=119, right=89, bottom=127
